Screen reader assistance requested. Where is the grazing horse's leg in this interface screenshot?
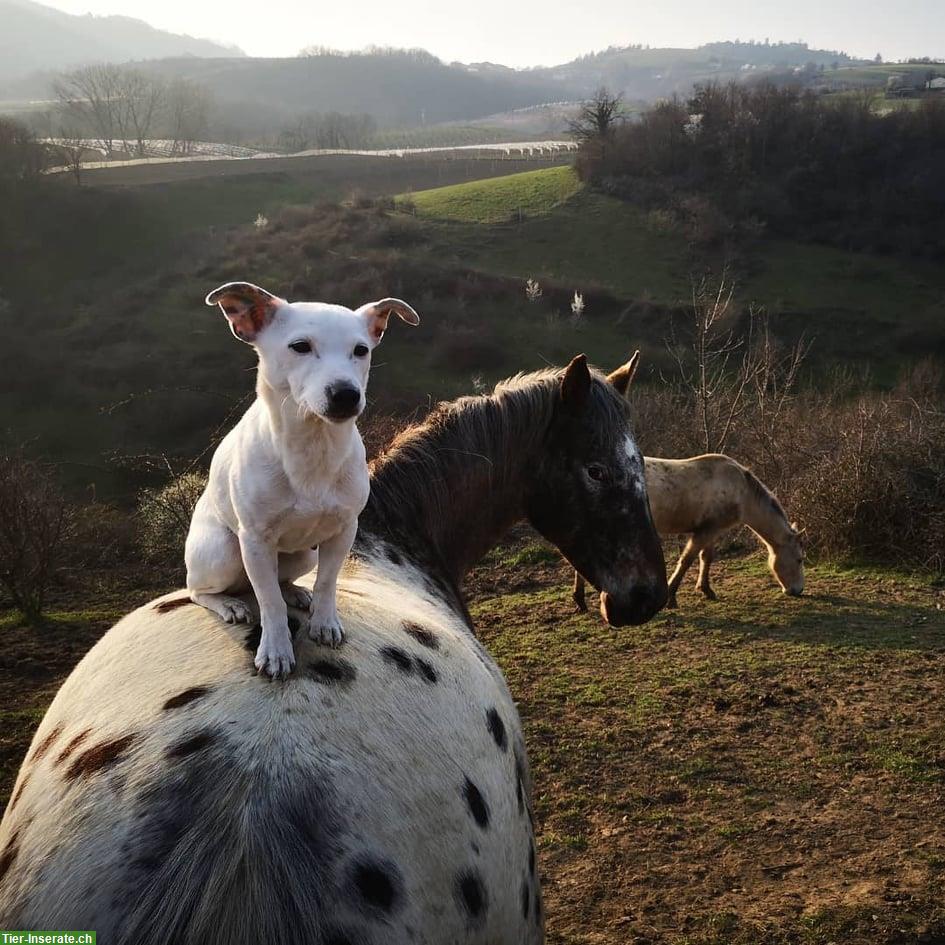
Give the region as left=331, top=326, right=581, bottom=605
left=696, top=544, right=718, bottom=600
left=573, top=570, right=588, bottom=611
left=666, top=536, right=700, bottom=608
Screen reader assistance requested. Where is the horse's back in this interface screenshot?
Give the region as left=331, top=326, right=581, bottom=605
left=0, top=559, right=542, bottom=945
left=645, top=454, right=748, bottom=534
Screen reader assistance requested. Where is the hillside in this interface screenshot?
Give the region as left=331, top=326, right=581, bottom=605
left=135, top=51, right=578, bottom=127
left=3, top=157, right=944, bottom=503
left=534, top=40, right=865, bottom=101
left=0, top=0, right=242, bottom=82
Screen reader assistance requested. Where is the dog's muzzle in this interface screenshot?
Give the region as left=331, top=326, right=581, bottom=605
left=324, top=384, right=362, bottom=421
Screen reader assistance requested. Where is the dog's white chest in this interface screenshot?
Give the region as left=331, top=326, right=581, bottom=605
left=273, top=464, right=369, bottom=552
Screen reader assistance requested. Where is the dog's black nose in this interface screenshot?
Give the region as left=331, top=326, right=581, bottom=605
left=325, top=384, right=361, bottom=420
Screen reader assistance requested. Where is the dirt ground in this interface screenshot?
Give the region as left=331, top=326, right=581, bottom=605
left=2, top=535, right=945, bottom=944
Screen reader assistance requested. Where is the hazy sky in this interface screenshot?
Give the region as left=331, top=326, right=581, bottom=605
left=42, top=0, right=945, bottom=66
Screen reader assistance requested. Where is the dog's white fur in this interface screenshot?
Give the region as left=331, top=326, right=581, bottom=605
left=185, top=282, right=419, bottom=677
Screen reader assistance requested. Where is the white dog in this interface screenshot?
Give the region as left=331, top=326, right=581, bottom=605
left=185, top=281, right=420, bottom=678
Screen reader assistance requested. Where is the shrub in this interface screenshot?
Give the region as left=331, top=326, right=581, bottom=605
left=137, top=471, right=207, bottom=564
left=0, top=450, right=70, bottom=621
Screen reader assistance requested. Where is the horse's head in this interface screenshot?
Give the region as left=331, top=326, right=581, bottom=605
left=770, top=523, right=806, bottom=596
left=524, top=354, right=668, bottom=626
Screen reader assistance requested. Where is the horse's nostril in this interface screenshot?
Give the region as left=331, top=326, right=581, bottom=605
left=600, top=583, right=667, bottom=627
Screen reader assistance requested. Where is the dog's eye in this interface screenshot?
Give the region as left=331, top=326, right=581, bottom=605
left=289, top=341, right=312, bottom=354
left=353, top=343, right=369, bottom=358
left=586, top=463, right=607, bottom=483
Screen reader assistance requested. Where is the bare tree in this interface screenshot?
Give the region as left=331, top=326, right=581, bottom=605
left=166, top=79, right=211, bottom=155
left=54, top=64, right=125, bottom=155
left=54, top=127, right=86, bottom=184
left=568, top=87, right=624, bottom=143
left=54, top=65, right=166, bottom=158
left=122, top=70, right=166, bottom=157
left=667, top=271, right=809, bottom=460
left=0, top=450, right=70, bottom=623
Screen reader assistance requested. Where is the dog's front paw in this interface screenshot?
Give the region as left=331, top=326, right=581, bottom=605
left=282, top=584, right=313, bottom=611
left=254, top=634, right=296, bottom=680
left=308, top=614, right=345, bottom=648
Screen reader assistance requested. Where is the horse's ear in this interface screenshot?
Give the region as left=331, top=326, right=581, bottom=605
left=560, top=354, right=591, bottom=412
left=206, top=282, right=284, bottom=344
left=607, top=350, right=641, bottom=398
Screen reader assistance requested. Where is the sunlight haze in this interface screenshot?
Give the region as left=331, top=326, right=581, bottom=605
left=37, top=0, right=945, bottom=64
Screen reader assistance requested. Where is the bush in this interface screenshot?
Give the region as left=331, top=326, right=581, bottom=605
left=137, top=471, right=207, bottom=564
left=0, top=450, right=70, bottom=621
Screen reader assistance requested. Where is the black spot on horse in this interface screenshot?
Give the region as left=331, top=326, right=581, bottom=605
left=415, top=657, right=438, bottom=684
left=515, top=762, right=525, bottom=815
left=119, top=746, right=348, bottom=944
left=463, top=777, right=490, bottom=830
left=166, top=730, right=217, bottom=760
left=65, top=733, right=136, bottom=781
left=306, top=658, right=357, bottom=688
left=380, top=646, right=413, bottom=674
left=485, top=708, right=507, bottom=751
left=162, top=686, right=213, bottom=711
left=454, top=869, right=488, bottom=923
left=288, top=616, right=301, bottom=637
left=9, top=772, right=30, bottom=811
left=29, top=723, right=63, bottom=762
left=386, top=546, right=403, bottom=566
left=350, top=856, right=404, bottom=916
left=402, top=620, right=439, bottom=650
left=55, top=728, right=92, bottom=766
left=521, top=879, right=530, bottom=919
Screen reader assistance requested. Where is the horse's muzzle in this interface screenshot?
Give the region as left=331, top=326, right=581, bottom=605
left=599, top=582, right=668, bottom=627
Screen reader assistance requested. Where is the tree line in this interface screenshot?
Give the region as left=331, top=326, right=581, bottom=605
left=575, top=82, right=945, bottom=258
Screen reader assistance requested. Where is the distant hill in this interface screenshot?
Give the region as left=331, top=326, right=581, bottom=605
left=0, top=0, right=242, bottom=82
left=135, top=51, right=578, bottom=127
left=534, top=40, right=866, bottom=100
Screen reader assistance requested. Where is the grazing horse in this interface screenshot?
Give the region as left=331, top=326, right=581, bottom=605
left=573, top=452, right=805, bottom=611
left=0, top=355, right=666, bottom=945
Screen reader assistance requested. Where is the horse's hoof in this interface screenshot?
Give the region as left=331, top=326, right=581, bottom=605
left=573, top=597, right=588, bottom=613
left=665, top=596, right=678, bottom=610
left=701, top=589, right=718, bottom=601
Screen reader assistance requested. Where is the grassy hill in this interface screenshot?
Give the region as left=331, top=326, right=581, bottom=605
left=400, top=167, right=945, bottom=368
left=401, top=165, right=582, bottom=223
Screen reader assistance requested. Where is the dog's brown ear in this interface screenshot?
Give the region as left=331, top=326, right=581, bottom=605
left=560, top=354, right=591, bottom=412
left=607, top=350, right=640, bottom=398
left=358, top=298, right=420, bottom=343
left=206, top=282, right=284, bottom=343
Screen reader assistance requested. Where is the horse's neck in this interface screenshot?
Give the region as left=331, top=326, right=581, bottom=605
left=742, top=484, right=792, bottom=551
left=361, top=398, right=543, bottom=587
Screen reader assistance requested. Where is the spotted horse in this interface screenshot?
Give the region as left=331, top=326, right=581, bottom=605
left=0, top=355, right=667, bottom=945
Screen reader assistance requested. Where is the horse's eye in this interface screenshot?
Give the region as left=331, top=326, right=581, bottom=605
left=353, top=343, right=369, bottom=357
left=289, top=340, right=312, bottom=354
left=586, top=464, right=607, bottom=482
